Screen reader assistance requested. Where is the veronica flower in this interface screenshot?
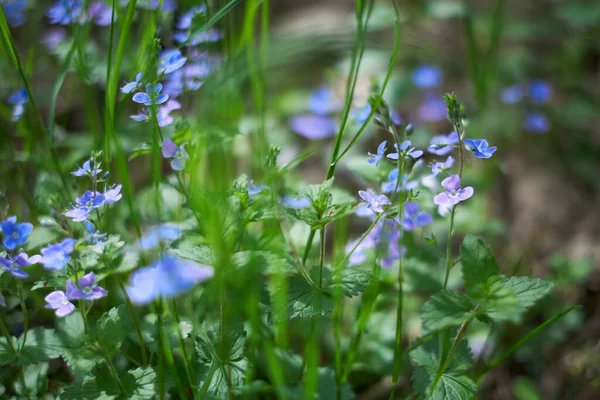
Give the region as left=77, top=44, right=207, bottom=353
left=46, top=0, right=84, bottom=25
left=64, top=191, right=105, bottom=222
left=387, top=140, right=423, bottom=160
left=84, top=221, right=107, bottom=245
left=382, top=169, right=418, bottom=194
left=379, top=229, right=406, bottom=269
left=132, top=83, right=168, bottom=106
left=354, top=104, right=372, bottom=124
left=45, top=290, right=75, bottom=317
left=1, top=216, right=33, bottom=250
left=161, top=139, right=188, bottom=171
left=289, top=114, right=337, bottom=140
left=431, top=156, right=455, bottom=176
left=126, top=254, right=214, bottom=305
left=89, top=1, right=112, bottom=26
left=133, top=0, right=176, bottom=11
left=139, top=225, right=181, bottom=250
left=157, top=100, right=181, bottom=127
left=39, top=238, right=77, bottom=270
left=66, top=272, right=107, bottom=300
left=159, top=49, right=187, bottom=75
left=412, top=65, right=442, bottom=89
left=419, top=94, right=447, bottom=122
left=524, top=113, right=550, bottom=134
left=310, top=87, right=338, bottom=115
left=8, top=88, right=28, bottom=122
left=359, top=190, right=391, bottom=214
left=282, top=197, right=311, bottom=209
left=176, top=5, right=207, bottom=30
left=368, top=141, right=387, bottom=165
left=500, top=85, right=523, bottom=104
left=463, top=139, right=497, bottom=159
left=173, top=29, right=223, bottom=46
left=2, top=0, right=28, bottom=27
left=401, top=202, right=432, bottom=231
left=391, top=111, right=402, bottom=125
left=433, top=175, right=473, bottom=208
left=103, top=184, right=122, bottom=203
left=428, top=132, right=459, bottom=156
left=0, top=253, right=41, bottom=279
left=42, top=28, right=67, bottom=51
left=121, top=72, right=143, bottom=94
left=72, top=159, right=102, bottom=177
left=528, top=80, right=552, bottom=104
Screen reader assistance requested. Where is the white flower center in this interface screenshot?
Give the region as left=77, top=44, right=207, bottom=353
left=12, top=232, right=19, bottom=238
left=61, top=297, right=70, bottom=305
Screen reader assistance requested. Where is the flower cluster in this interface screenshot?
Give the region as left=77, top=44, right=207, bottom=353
left=500, top=80, right=552, bottom=133
left=290, top=87, right=339, bottom=140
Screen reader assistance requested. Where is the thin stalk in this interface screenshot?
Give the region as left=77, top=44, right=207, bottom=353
left=102, top=351, right=124, bottom=392
left=0, top=317, right=18, bottom=356
left=171, top=300, right=194, bottom=387
left=114, top=276, right=148, bottom=365
left=442, top=207, right=457, bottom=289
left=17, top=281, right=27, bottom=351
left=318, top=227, right=326, bottom=288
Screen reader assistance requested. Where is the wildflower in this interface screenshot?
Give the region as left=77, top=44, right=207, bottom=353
left=391, top=111, right=402, bottom=125
left=8, top=88, right=28, bottom=121
left=132, top=83, right=168, bottom=106
left=310, top=87, right=339, bottom=115
left=89, top=1, right=112, bottom=26
left=528, top=80, right=552, bottom=104
left=379, top=230, right=406, bottom=269
left=359, top=190, right=391, bottom=214
left=282, top=197, right=311, bottom=209
left=463, top=139, right=497, bottom=159
left=126, top=254, right=214, bottom=305
left=66, top=272, right=107, bottom=301
left=433, top=175, right=473, bottom=208
left=387, top=140, right=423, bottom=160
left=524, top=113, right=550, bottom=134
left=121, top=72, right=143, bottom=94
left=156, top=100, right=181, bottom=127
left=44, top=290, right=75, bottom=317
left=72, top=159, right=102, bottom=177
left=289, top=114, right=337, bottom=140
left=0, top=253, right=41, bottom=279
left=84, top=221, right=107, bottom=245
left=412, top=65, right=442, bottom=89
left=2, top=0, right=28, bottom=27
left=401, top=202, right=433, bottom=231
left=161, top=139, right=188, bottom=171
left=64, top=191, right=105, bottom=221
left=382, top=169, right=418, bottom=194
left=354, top=104, right=372, bottom=124
left=247, top=183, right=266, bottom=196
left=1, top=216, right=33, bottom=250
left=173, top=28, right=223, bottom=46
left=103, top=184, right=122, bottom=203
left=46, top=0, right=84, bottom=25
left=176, top=5, right=207, bottom=30
left=431, top=156, right=455, bottom=176
left=42, top=28, right=67, bottom=51
left=368, top=141, right=387, bottom=165
left=39, top=238, right=77, bottom=270
left=428, top=132, right=459, bottom=156
left=140, top=225, right=181, bottom=250
left=419, top=94, right=447, bottom=122
left=500, top=85, right=523, bottom=104
left=158, top=49, right=187, bottom=75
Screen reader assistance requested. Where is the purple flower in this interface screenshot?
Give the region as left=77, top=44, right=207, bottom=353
left=354, top=104, right=372, bottom=124
left=2, top=0, right=28, bottom=27
left=359, top=190, right=391, bottom=214
left=401, top=202, right=432, bottom=231
left=387, top=140, right=423, bottom=160
left=431, top=156, right=455, bottom=176
left=72, top=159, right=102, bottom=177
left=89, top=1, right=112, bottom=26
left=159, top=49, right=187, bottom=75
left=391, top=111, right=402, bottom=125
left=528, top=80, right=552, bottom=104
left=1, top=216, right=33, bottom=250
left=126, top=254, right=214, bottom=305
left=64, top=191, right=105, bottom=222
left=524, top=113, right=550, bottom=134
left=379, top=229, right=406, bottom=269
left=46, top=0, right=84, bottom=25
left=433, top=175, right=473, bottom=208
left=161, top=139, right=188, bottom=171
left=66, top=272, right=107, bottom=301
left=132, top=83, right=168, bottom=106
left=39, top=238, right=77, bottom=270
left=248, top=183, right=266, bottom=196
left=8, top=88, right=28, bottom=122
left=463, top=139, right=497, bottom=159
left=282, top=197, right=311, bottom=209
left=428, top=132, right=459, bottom=156
left=310, top=87, right=338, bottom=115
left=45, top=290, right=75, bottom=317
left=419, top=94, right=447, bottom=122
left=103, top=184, right=122, bottom=203
left=139, top=225, right=181, bottom=250
left=368, top=141, right=387, bottom=165
left=162, top=62, right=212, bottom=97
left=382, top=169, right=418, bottom=194
left=0, top=253, right=41, bottom=279
left=412, top=65, right=442, bottom=89
left=176, top=5, right=207, bottom=30
left=84, top=221, right=107, bottom=245
left=289, top=114, right=337, bottom=140
left=500, top=85, right=524, bottom=104
left=157, top=100, right=181, bottom=127
left=121, top=72, right=143, bottom=94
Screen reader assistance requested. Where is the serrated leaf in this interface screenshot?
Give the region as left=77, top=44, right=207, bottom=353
left=19, top=328, right=63, bottom=365
left=270, top=273, right=333, bottom=322
left=232, top=251, right=295, bottom=274
left=422, top=291, right=475, bottom=331
left=170, top=245, right=215, bottom=265
left=14, top=362, right=49, bottom=396
left=0, top=336, right=18, bottom=365
left=329, top=268, right=371, bottom=297
left=122, top=367, right=157, bottom=400
left=95, top=306, right=129, bottom=355
left=460, top=235, right=499, bottom=296
left=60, top=377, right=117, bottom=400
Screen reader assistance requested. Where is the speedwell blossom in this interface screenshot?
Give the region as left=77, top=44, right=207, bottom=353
left=431, top=156, right=455, bottom=176
left=45, top=290, right=75, bottom=317
left=46, top=0, right=84, bottom=25
left=159, top=49, right=188, bottom=75
left=39, top=238, right=77, bottom=270
left=463, top=139, right=497, bottom=159
left=282, top=197, right=311, bottom=209
left=8, top=88, right=28, bottom=121
left=412, top=65, right=442, bottom=89
left=528, top=80, right=552, bottom=104
left=419, top=93, right=447, bottom=122
left=382, top=169, right=418, bottom=194
left=248, top=183, right=267, bottom=196
left=121, top=72, right=143, bottom=94
left=72, top=159, right=102, bottom=177
left=290, top=114, right=337, bottom=140
left=310, top=87, right=339, bottom=115
left=132, top=83, right=169, bottom=106
left=1, top=216, right=33, bottom=250
left=0, top=253, right=41, bottom=279
left=140, top=225, right=181, bottom=250
left=524, top=113, right=550, bottom=134
left=428, top=132, right=459, bottom=156
left=500, top=85, right=524, bottom=104
left=64, top=191, right=105, bottom=221
left=66, top=272, right=107, bottom=300
left=2, top=0, right=28, bottom=27
left=359, top=190, right=391, bottom=214
left=387, top=141, right=423, bottom=161
left=368, top=141, right=387, bottom=165
left=84, top=221, right=107, bottom=245
left=401, top=202, right=433, bottom=231
left=162, top=139, right=188, bottom=171
left=433, top=175, right=474, bottom=208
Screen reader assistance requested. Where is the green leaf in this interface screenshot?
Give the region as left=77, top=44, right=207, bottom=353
left=329, top=268, right=371, bottom=297
left=19, top=328, right=63, bottom=365
left=411, top=339, right=477, bottom=400
left=232, top=251, right=295, bottom=274
left=169, top=245, right=215, bottom=265
left=95, top=306, right=129, bottom=355
left=0, top=336, right=18, bottom=365
left=14, top=362, right=49, bottom=396
left=122, top=367, right=157, bottom=400
left=128, top=143, right=152, bottom=161
left=421, top=291, right=476, bottom=331
left=60, top=377, right=117, bottom=400
left=270, top=273, right=332, bottom=322
left=460, top=235, right=499, bottom=296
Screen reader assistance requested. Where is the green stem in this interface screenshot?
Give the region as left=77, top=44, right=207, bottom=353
left=102, top=350, right=124, bottom=392
left=301, top=229, right=316, bottom=265
left=0, top=317, right=18, bottom=356
left=318, top=228, right=326, bottom=288
left=17, top=281, right=27, bottom=352
left=171, top=300, right=194, bottom=387
left=442, top=206, right=457, bottom=290
left=114, top=276, right=148, bottom=365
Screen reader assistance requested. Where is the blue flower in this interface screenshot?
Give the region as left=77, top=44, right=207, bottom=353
left=72, top=159, right=102, bottom=177
left=1, top=216, right=33, bottom=250
left=419, top=94, right=447, bottom=122
left=368, top=141, right=387, bottom=165
left=387, top=140, right=423, bottom=160
left=528, top=80, right=552, bottom=104
left=173, top=28, right=223, bottom=46
left=310, top=87, right=338, bottom=115
left=0, top=253, right=41, bottom=279
left=66, top=272, right=107, bottom=301
left=45, top=290, right=75, bottom=317
left=46, top=0, right=84, bottom=25
left=290, top=114, right=337, bottom=140
left=382, top=169, right=418, bottom=194
left=401, top=202, right=432, bottom=231
left=358, top=190, right=391, bottom=214
left=126, top=254, right=214, bottom=305
left=84, top=221, right=107, bottom=245
left=500, top=85, right=524, bottom=104
left=139, top=225, right=181, bottom=250
left=524, top=113, right=550, bottom=134
left=412, top=65, right=442, bottom=89
left=39, top=238, right=77, bottom=270
left=89, top=0, right=112, bottom=26
left=282, top=197, right=311, bottom=209
left=431, top=156, right=455, bottom=176
left=156, top=100, right=181, bottom=127
left=159, top=49, right=187, bottom=75
left=132, top=83, right=169, bottom=106
left=2, top=0, right=27, bottom=27
left=248, top=183, right=267, bottom=196
left=103, top=184, right=122, bottom=203
left=121, top=72, right=143, bottom=94
left=8, top=88, right=28, bottom=121
left=354, top=104, right=372, bottom=124
left=433, top=175, right=473, bottom=208
left=463, top=139, right=497, bottom=159
left=378, top=229, right=406, bottom=269
left=64, top=191, right=105, bottom=221
left=176, top=5, right=207, bottom=30
left=391, top=111, right=402, bottom=125
left=428, top=132, right=459, bottom=156
left=161, top=139, right=188, bottom=171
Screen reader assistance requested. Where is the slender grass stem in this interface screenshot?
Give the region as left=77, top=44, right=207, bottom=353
left=114, top=276, right=148, bottom=365
left=16, top=281, right=27, bottom=352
